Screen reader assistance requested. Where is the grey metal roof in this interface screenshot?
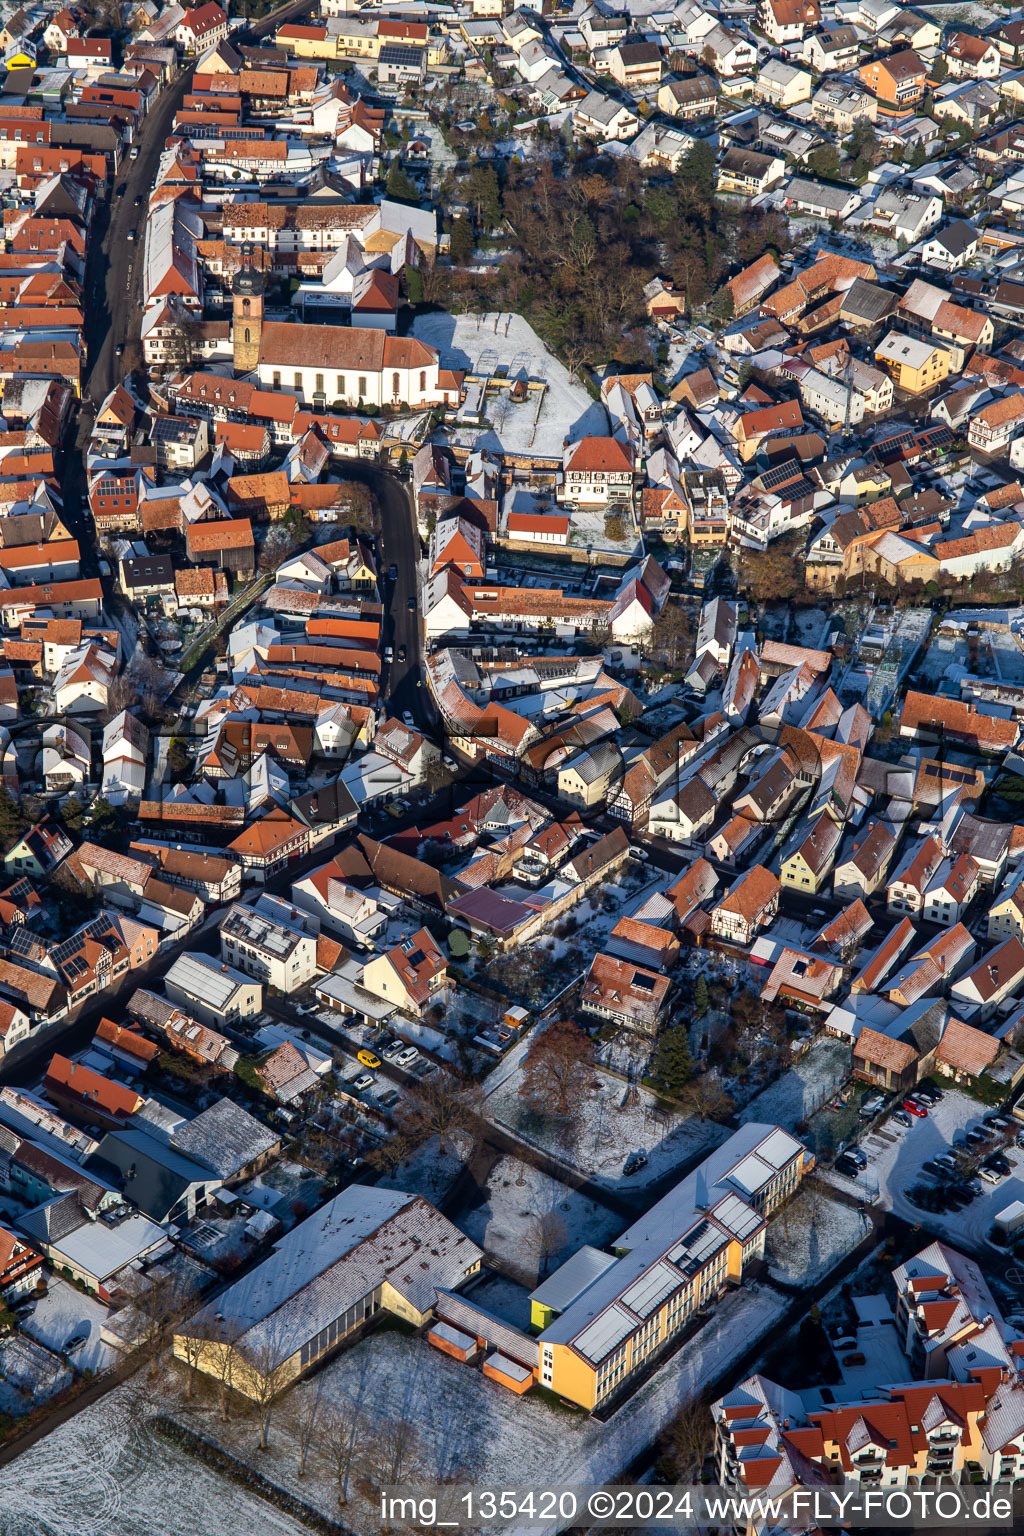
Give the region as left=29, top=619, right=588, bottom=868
left=529, top=1244, right=618, bottom=1313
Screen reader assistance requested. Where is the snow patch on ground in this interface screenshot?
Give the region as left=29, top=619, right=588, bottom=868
left=765, top=1190, right=871, bottom=1286
left=740, top=1036, right=850, bottom=1140
left=460, top=1155, right=623, bottom=1283
left=411, top=310, right=607, bottom=460
left=487, top=1065, right=730, bottom=1192
left=21, top=1279, right=115, bottom=1376
left=0, top=1378, right=311, bottom=1536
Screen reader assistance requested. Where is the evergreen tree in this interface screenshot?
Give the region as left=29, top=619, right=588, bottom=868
left=694, top=976, right=710, bottom=1019
left=648, top=1026, right=695, bottom=1099
left=449, top=215, right=475, bottom=265
left=385, top=161, right=418, bottom=202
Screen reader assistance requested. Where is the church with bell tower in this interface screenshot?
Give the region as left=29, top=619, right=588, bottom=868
left=232, top=244, right=264, bottom=377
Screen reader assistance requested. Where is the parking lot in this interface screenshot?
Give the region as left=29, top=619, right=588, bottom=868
left=820, top=1086, right=1023, bottom=1253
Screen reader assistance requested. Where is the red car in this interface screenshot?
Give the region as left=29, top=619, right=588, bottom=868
left=903, top=1099, right=928, bottom=1117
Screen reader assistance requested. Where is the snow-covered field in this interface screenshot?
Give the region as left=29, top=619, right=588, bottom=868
left=765, top=1190, right=871, bottom=1286
left=0, top=1379, right=311, bottom=1536
left=816, top=1088, right=1018, bottom=1252
left=460, top=1155, right=623, bottom=1283
left=487, top=1065, right=730, bottom=1191
left=740, top=1036, right=850, bottom=1139
left=22, top=1279, right=115, bottom=1377
left=411, top=310, right=607, bottom=458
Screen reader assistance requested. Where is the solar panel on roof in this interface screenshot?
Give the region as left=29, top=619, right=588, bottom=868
left=621, top=1261, right=683, bottom=1320
left=574, top=1303, right=635, bottom=1365
left=759, top=458, right=803, bottom=491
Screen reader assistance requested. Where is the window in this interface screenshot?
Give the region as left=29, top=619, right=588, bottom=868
left=419, top=369, right=426, bottom=391
left=337, top=374, right=345, bottom=395
left=294, top=372, right=302, bottom=390
left=244, top=328, right=250, bottom=344
left=273, top=371, right=281, bottom=388
left=315, top=373, right=324, bottom=394
left=392, top=372, right=400, bottom=396
left=358, top=375, right=367, bottom=397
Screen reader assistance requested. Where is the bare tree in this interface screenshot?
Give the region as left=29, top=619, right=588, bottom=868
left=319, top=1400, right=364, bottom=1505
left=291, top=1382, right=323, bottom=1478
left=132, top=1274, right=178, bottom=1381
left=678, top=1074, right=734, bottom=1122
left=365, top=1412, right=420, bottom=1487
left=520, top=1019, right=596, bottom=1118
left=658, top=1397, right=713, bottom=1483
left=175, top=1316, right=213, bottom=1401
left=236, top=1339, right=289, bottom=1451
left=394, top=1069, right=482, bottom=1157
left=528, top=1208, right=567, bottom=1281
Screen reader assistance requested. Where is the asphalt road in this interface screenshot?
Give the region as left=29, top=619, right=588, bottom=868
left=330, top=459, right=436, bottom=731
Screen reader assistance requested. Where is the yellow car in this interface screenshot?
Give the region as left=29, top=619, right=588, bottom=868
left=357, top=1048, right=381, bottom=1068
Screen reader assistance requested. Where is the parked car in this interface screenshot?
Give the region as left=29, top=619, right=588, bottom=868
left=623, top=1150, right=648, bottom=1175
left=64, top=1332, right=88, bottom=1354
left=916, top=1084, right=943, bottom=1104
left=127, top=228, right=136, bottom=242
left=903, top=1099, right=928, bottom=1117
left=834, top=1155, right=860, bottom=1179
left=382, top=1041, right=403, bottom=1061
left=396, top=1046, right=419, bottom=1066
left=352, top=1073, right=375, bottom=1091
left=407, top=595, right=416, bottom=610
left=844, top=1147, right=867, bottom=1169
left=384, top=646, right=393, bottom=662
left=388, top=563, right=398, bottom=580
left=629, top=847, right=649, bottom=861
left=402, top=712, right=415, bottom=727
left=892, top=1109, right=913, bottom=1128
left=922, top=1160, right=949, bottom=1180
left=860, top=1095, right=886, bottom=1117
left=397, top=644, right=407, bottom=662
left=985, top=1154, right=1012, bottom=1177
left=981, top=1166, right=1004, bottom=1184
left=357, top=1049, right=381, bottom=1068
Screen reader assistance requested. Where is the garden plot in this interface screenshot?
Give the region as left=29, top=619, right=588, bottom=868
left=740, top=1036, right=850, bottom=1148
left=816, top=1088, right=1018, bottom=1252
left=0, top=1377, right=310, bottom=1536
left=22, top=1279, right=115, bottom=1376
left=0, top=1333, right=70, bottom=1414
left=765, top=1189, right=871, bottom=1286
left=459, top=1155, right=622, bottom=1283
left=487, top=1065, right=729, bottom=1190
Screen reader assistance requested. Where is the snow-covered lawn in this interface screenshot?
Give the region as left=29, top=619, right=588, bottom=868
left=0, top=1378, right=311, bottom=1536
left=22, top=1279, right=115, bottom=1376
left=816, top=1088, right=1018, bottom=1252
left=487, top=1065, right=730, bottom=1191
left=377, top=1131, right=472, bottom=1203
left=412, top=310, right=606, bottom=460
left=740, top=1036, right=850, bottom=1142
left=765, top=1190, right=871, bottom=1286
left=460, top=1155, right=622, bottom=1283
